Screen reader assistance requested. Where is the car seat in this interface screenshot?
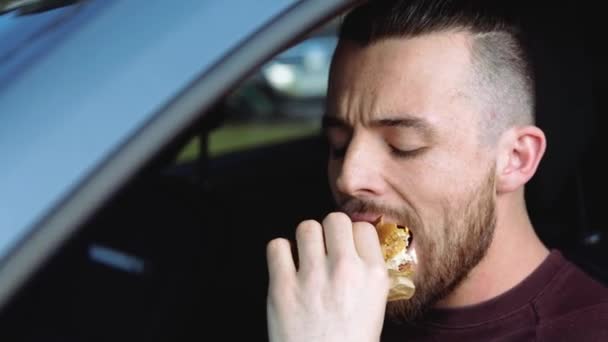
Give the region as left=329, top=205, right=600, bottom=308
left=521, top=4, right=607, bottom=285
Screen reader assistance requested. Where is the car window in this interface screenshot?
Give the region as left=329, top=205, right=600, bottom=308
left=176, top=19, right=339, bottom=161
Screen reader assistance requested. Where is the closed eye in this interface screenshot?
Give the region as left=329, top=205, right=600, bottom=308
left=389, top=145, right=427, bottom=159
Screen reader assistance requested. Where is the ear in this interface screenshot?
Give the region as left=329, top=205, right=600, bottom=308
left=495, top=126, right=547, bottom=194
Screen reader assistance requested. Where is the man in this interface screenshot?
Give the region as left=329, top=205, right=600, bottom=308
left=266, top=0, right=608, bottom=341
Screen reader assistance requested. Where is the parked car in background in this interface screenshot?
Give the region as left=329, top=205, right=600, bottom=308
left=263, top=34, right=336, bottom=99
left=225, top=20, right=338, bottom=121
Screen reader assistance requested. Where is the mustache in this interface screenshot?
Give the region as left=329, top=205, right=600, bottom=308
left=338, top=198, right=422, bottom=231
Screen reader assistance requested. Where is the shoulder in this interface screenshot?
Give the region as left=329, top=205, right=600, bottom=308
left=535, top=251, right=608, bottom=341
left=537, top=303, right=608, bottom=341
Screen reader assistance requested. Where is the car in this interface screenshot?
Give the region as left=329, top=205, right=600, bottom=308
left=225, top=22, right=338, bottom=121
left=0, top=0, right=606, bottom=341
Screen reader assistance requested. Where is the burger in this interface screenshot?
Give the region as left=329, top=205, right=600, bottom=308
left=374, top=216, right=417, bottom=301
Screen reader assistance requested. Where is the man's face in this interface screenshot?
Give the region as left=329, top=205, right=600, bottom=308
left=325, top=32, right=497, bottom=321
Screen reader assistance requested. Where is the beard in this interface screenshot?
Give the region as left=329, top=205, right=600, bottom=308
left=337, top=168, right=497, bottom=323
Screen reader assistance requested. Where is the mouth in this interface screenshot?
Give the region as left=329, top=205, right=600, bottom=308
left=349, top=212, right=384, bottom=224
left=406, top=229, right=415, bottom=250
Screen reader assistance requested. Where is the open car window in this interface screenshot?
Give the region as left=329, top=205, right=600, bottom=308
left=177, top=19, right=339, bottom=163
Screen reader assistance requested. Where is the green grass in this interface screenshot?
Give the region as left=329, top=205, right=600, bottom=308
left=176, top=120, right=321, bottom=162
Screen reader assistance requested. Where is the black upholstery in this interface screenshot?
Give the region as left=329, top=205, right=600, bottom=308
left=521, top=4, right=607, bottom=284
left=0, top=174, right=216, bottom=341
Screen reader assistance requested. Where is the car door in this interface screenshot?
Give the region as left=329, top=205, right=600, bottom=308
left=0, top=0, right=357, bottom=340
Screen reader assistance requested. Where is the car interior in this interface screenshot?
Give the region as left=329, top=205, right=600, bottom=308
left=0, top=3, right=606, bottom=341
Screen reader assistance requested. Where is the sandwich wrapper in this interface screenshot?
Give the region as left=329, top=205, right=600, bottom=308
left=374, top=216, right=417, bottom=302
left=387, top=266, right=416, bottom=302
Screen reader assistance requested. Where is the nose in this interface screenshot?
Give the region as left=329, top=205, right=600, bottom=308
left=334, top=133, right=386, bottom=198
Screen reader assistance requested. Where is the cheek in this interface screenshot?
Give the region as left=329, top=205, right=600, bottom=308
left=388, top=151, right=482, bottom=232
left=388, top=157, right=457, bottom=210
left=411, top=148, right=485, bottom=199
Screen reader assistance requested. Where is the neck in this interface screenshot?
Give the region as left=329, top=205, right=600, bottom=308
left=435, top=189, right=549, bottom=308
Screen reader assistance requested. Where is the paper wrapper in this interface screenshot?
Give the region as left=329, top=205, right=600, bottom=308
left=388, top=269, right=415, bottom=301
left=374, top=215, right=416, bottom=301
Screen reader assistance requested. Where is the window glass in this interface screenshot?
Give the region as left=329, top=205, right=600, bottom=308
left=176, top=19, right=339, bottom=162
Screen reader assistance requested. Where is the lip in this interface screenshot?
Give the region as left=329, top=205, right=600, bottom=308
left=348, top=212, right=407, bottom=229
left=348, top=212, right=384, bottom=224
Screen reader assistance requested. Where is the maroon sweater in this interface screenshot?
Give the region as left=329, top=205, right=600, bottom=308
left=381, top=250, right=608, bottom=341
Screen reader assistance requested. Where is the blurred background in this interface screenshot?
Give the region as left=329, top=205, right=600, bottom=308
left=176, top=18, right=339, bottom=160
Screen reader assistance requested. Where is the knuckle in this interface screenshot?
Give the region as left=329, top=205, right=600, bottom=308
left=266, top=238, right=288, bottom=255
left=299, top=253, right=321, bottom=271
left=296, top=220, right=322, bottom=238
left=353, top=221, right=375, bottom=231
left=331, top=258, right=359, bottom=280
left=299, top=267, right=324, bottom=288
left=324, top=212, right=351, bottom=226
left=352, top=221, right=376, bottom=238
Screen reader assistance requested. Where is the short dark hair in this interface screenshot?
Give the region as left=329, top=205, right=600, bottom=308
left=337, top=0, right=535, bottom=142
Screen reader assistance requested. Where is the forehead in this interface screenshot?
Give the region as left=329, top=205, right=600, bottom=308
left=327, top=31, right=477, bottom=128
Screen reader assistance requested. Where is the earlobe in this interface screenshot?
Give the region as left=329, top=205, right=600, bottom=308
left=496, top=126, right=546, bottom=194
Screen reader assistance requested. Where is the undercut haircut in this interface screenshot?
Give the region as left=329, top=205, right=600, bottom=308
left=337, top=0, right=535, bottom=143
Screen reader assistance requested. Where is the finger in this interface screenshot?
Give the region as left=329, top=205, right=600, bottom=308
left=322, top=212, right=356, bottom=261
left=266, top=238, right=296, bottom=286
left=295, top=220, right=325, bottom=274
left=353, top=221, right=385, bottom=265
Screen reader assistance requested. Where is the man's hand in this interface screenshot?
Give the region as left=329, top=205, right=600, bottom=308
left=266, top=212, right=390, bottom=342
